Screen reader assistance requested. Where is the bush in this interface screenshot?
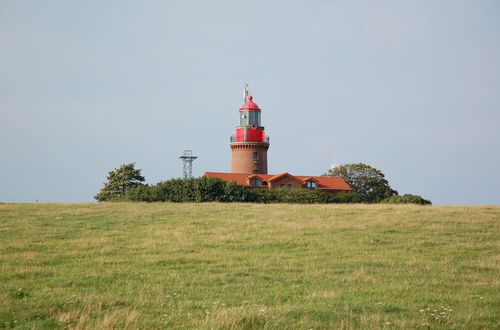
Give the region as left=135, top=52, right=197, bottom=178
left=381, top=194, right=432, bottom=205
left=124, top=177, right=229, bottom=202
left=123, top=184, right=156, bottom=202
left=332, top=191, right=363, bottom=203
left=122, top=177, right=333, bottom=204
left=250, top=188, right=278, bottom=203
left=122, top=178, right=432, bottom=205
left=194, top=177, right=227, bottom=202
left=222, top=182, right=252, bottom=202
left=251, top=188, right=331, bottom=204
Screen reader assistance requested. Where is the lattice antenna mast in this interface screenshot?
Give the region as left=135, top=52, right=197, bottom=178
left=179, top=150, right=198, bottom=179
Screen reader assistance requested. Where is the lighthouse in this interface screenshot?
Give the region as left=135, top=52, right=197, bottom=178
left=230, top=85, right=269, bottom=174
left=206, top=86, right=352, bottom=196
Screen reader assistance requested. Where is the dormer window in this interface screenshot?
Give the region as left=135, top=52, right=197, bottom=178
left=250, top=178, right=260, bottom=187
left=306, top=180, right=317, bottom=189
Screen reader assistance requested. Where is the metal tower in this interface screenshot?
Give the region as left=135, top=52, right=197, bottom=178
left=179, top=150, right=198, bottom=179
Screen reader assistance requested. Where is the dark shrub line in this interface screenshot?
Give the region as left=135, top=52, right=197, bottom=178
left=381, top=194, right=432, bottom=205
left=122, top=177, right=331, bottom=203
left=119, top=177, right=430, bottom=204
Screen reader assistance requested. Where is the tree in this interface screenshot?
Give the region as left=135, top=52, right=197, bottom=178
left=94, top=163, right=145, bottom=201
left=325, top=163, right=397, bottom=203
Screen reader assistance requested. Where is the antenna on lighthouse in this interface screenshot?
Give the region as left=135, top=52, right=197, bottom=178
left=179, top=150, right=198, bottom=179
left=244, top=83, right=250, bottom=103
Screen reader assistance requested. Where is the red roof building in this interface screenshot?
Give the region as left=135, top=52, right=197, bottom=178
left=205, top=172, right=351, bottom=197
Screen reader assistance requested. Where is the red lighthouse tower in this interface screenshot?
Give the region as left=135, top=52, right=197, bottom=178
left=230, top=86, right=269, bottom=174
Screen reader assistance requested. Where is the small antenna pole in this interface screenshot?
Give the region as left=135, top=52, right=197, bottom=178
left=244, top=83, right=250, bottom=103
left=243, top=83, right=251, bottom=142
left=330, top=149, right=338, bottom=172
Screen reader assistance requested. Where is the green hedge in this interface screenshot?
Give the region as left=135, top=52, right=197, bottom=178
left=381, top=194, right=432, bottom=205
left=332, top=191, right=363, bottom=203
left=122, top=177, right=332, bottom=204
left=251, top=188, right=332, bottom=204
left=121, top=177, right=432, bottom=205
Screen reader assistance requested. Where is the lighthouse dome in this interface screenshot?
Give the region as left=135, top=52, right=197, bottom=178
left=240, top=95, right=261, bottom=111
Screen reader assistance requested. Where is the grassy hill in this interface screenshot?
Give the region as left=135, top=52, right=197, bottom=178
left=0, top=203, right=498, bottom=329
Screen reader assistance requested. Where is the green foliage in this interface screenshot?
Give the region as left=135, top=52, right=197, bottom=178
left=94, top=163, right=145, bottom=201
left=223, top=182, right=252, bottom=202
left=382, top=194, right=432, bottom=205
left=332, top=191, right=364, bottom=203
left=154, top=179, right=188, bottom=202
left=255, top=188, right=332, bottom=204
left=193, top=177, right=227, bottom=202
left=124, top=177, right=232, bottom=203
left=250, top=188, right=278, bottom=203
left=123, top=184, right=157, bottom=202
left=326, top=163, right=397, bottom=203
left=122, top=178, right=332, bottom=204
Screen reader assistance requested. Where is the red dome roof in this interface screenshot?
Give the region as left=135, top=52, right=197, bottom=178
left=239, top=95, right=261, bottom=111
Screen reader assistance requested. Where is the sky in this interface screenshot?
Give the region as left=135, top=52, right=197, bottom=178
left=1, top=0, right=499, bottom=205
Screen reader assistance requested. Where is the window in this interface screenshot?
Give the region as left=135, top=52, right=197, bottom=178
left=253, top=152, right=259, bottom=160
left=241, top=111, right=262, bottom=127
left=248, top=111, right=255, bottom=125
left=240, top=111, right=247, bottom=126
left=280, top=184, right=285, bottom=188
left=306, top=180, right=317, bottom=189
left=250, top=178, right=260, bottom=187
left=253, top=170, right=259, bottom=174
left=248, top=111, right=261, bottom=126
left=288, top=184, right=292, bottom=189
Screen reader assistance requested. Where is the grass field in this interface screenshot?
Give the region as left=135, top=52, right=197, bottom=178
left=0, top=203, right=499, bottom=329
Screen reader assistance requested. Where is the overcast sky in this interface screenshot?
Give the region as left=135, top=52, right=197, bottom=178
left=1, top=0, right=499, bottom=204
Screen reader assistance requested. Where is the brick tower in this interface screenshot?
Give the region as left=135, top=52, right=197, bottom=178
left=230, top=86, right=269, bottom=174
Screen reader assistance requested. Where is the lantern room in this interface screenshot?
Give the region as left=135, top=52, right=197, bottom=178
left=232, top=95, right=268, bottom=144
